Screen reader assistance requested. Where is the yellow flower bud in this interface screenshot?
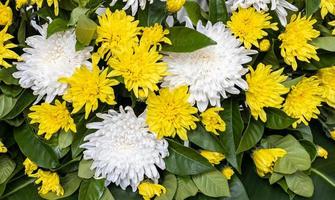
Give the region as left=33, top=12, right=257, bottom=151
left=0, top=141, right=7, bottom=153
left=317, top=145, right=328, bottom=159
left=138, top=182, right=166, bottom=200
left=330, top=130, right=335, bottom=141
left=23, top=158, right=39, bottom=176
left=201, top=107, right=226, bottom=135
left=166, top=0, right=186, bottom=13
left=200, top=150, right=225, bottom=165
left=0, top=1, right=13, bottom=26
left=222, top=166, right=234, bottom=180
left=259, top=39, right=271, bottom=52
left=252, top=148, right=287, bottom=177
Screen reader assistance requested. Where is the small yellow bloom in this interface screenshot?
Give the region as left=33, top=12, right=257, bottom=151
left=146, top=86, right=199, bottom=141
left=60, top=65, right=119, bottom=119
left=0, top=141, right=7, bottom=153
left=108, top=42, right=167, bottom=98
left=141, top=23, right=171, bottom=48
left=330, top=130, right=335, bottom=141
left=0, top=0, right=13, bottom=26
left=318, top=66, right=335, bottom=108
left=283, top=77, right=323, bottom=128
left=23, top=158, right=38, bottom=176
left=278, top=13, right=320, bottom=71
left=0, top=26, right=21, bottom=68
left=34, top=0, right=59, bottom=16
left=32, top=170, right=64, bottom=196
left=16, top=0, right=29, bottom=10
left=320, top=0, right=335, bottom=18
left=166, top=0, right=186, bottom=13
left=200, top=107, right=226, bottom=135
left=138, top=182, right=166, bottom=200
left=222, top=166, right=234, bottom=180
left=328, top=20, right=335, bottom=35
left=317, top=145, right=328, bottom=159
left=29, top=100, right=76, bottom=140
left=227, top=8, right=278, bottom=49
left=252, top=148, right=287, bottom=177
left=200, top=150, right=225, bottom=165
left=246, top=63, right=289, bottom=122
left=96, top=9, right=140, bottom=62
left=259, top=39, right=271, bottom=52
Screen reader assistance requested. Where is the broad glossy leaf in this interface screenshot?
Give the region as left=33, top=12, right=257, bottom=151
left=75, top=16, right=97, bottom=46
left=78, top=159, right=94, bottom=179
left=304, top=53, right=335, bottom=70
left=265, top=108, right=296, bottom=130
left=188, top=125, right=225, bottom=153
left=0, top=156, right=16, bottom=184
left=223, top=176, right=249, bottom=200
left=175, top=176, right=198, bottom=200
left=109, top=184, right=141, bottom=200
left=0, top=95, right=17, bottom=119
left=0, top=67, right=19, bottom=85
left=305, top=0, right=320, bottom=16
left=1, top=177, right=35, bottom=199
left=100, top=189, right=115, bottom=200
left=155, top=174, right=177, bottom=200
left=192, top=170, right=230, bottom=197
left=282, top=76, right=304, bottom=88
left=208, top=0, right=228, bottom=23
left=263, top=40, right=280, bottom=69
left=138, top=1, right=167, bottom=26
left=14, top=123, right=59, bottom=168
left=237, top=118, right=264, bottom=154
left=162, top=27, right=216, bottom=52
left=0, top=84, right=22, bottom=97
left=311, top=37, right=335, bottom=51
left=165, top=139, right=214, bottom=176
left=47, top=18, right=68, bottom=37
left=68, top=7, right=89, bottom=26
left=6, top=183, right=42, bottom=200
left=58, top=130, right=74, bottom=149
left=285, top=171, right=314, bottom=197
left=79, top=179, right=105, bottom=200
left=183, top=2, right=202, bottom=25
left=3, top=90, right=36, bottom=120
left=41, top=173, right=82, bottom=200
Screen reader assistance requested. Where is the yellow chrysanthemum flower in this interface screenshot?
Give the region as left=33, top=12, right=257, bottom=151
left=252, top=148, right=287, bottom=177
left=222, top=166, right=234, bottom=180
left=283, top=77, right=323, bottom=128
left=16, top=0, right=59, bottom=16
left=316, top=145, right=328, bottom=159
left=0, top=26, right=21, bottom=68
left=278, top=14, right=320, bottom=71
left=15, top=0, right=29, bottom=10
left=328, top=20, right=335, bottom=35
left=141, top=23, right=171, bottom=48
left=227, top=8, right=278, bottom=49
left=32, top=170, right=64, bottom=196
left=60, top=66, right=119, bottom=119
left=23, top=158, right=38, bottom=176
left=246, top=63, right=289, bottom=122
left=108, top=43, right=167, bottom=98
left=320, top=0, right=335, bottom=18
left=259, top=39, right=271, bottom=52
left=0, top=0, right=12, bottom=26
left=0, top=141, right=7, bottom=153
left=138, top=182, right=166, bottom=200
left=330, top=130, right=335, bottom=141
left=200, top=150, right=225, bottom=165
left=318, top=66, right=335, bottom=108
left=96, top=9, right=141, bottom=61
left=166, top=0, right=186, bottom=13
left=29, top=100, right=76, bottom=140
left=200, top=107, right=226, bottom=135
left=146, top=86, right=199, bottom=141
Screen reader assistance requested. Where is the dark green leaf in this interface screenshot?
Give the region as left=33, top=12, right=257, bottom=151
left=3, top=90, right=36, bottom=120
left=109, top=184, right=142, bottom=200
left=0, top=156, right=16, bottom=185
left=175, top=176, right=198, bottom=200
left=47, top=18, right=69, bottom=38
left=223, top=176, right=249, bottom=200
left=0, top=84, right=22, bottom=97
left=0, top=95, right=17, bottom=119
left=165, top=139, right=214, bottom=176
left=100, top=189, right=115, bottom=200
left=79, top=179, right=105, bottom=200
left=192, top=170, right=230, bottom=197
left=183, top=2, right=202, bottom=25
left=6, top=183, right=42, bottom=200
left=263, top=40, right=280, bottom=69
left=208, top=0, right=228, bottom=23
left=162, top=27, right=216, bottom=52
left=14, top=123, right=59, bottom=168
left=282, top=76, right=304, bottom=88
left=17, top=18, right=27, bottom=45
left=305, top=0, right=320, bottom=16
left=0, top=68, right=18, bottom=85
left=155, top=174, right=177, bottom=200
left=311, top=37, right=335, bottom=51
left=138, top=1, right=168, bottom=26
left=237, top=118, right=264, bottom=154
left=265, top=108, right=296, bottom=130
left=58, top=130, right=74, bottom=149
left=285, top=171, right=314, bottom=197
left=78, top=159, right=94, bottom=179
left=304, top=53, right=335, bottom=70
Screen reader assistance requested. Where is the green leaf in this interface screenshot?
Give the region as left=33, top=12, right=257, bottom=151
left=1, top=177, right=35, bottom=199
left=269, top=173, right=284, bottom=185
left=78, top=159, right=94, bottom=179
left=0, top=68, right=18, bottom=85
left=47, top=18, right=68, bottom=38
left=305, top=0, right=320, bottom=16
left=282, top=76, right=304, bottom=88
left=17, top=18, right=27, bottom=45
left=311, top=37, right=335, bottom=51
left=0, top=95, right=17, bottom=119
left=263, top=40, right=280, bottom=69
left=155, top=174, right=177, bottom=200
left=75, top=15, right=97, bottom=46
left=289, top=124, right=313, bottom=142
left=68, top=7, right=89, bottom=26
left=162, top=27, right=216, bottom=52
left=58, top=130, right=74, bottom=149
left=223, top=176, right=249, bottom=200
left=0, top=84, right=22, bottom=97
left=79, top=179, right=105, bottom=200
left=183, top=2, right=202, bottom=25
left=3, top=90, right=36, bottom=120
left=14, top=123, right=59, bottom=168
left=109, top=185, right=142, bottom=200
left=100, top=189, right=115, bottom=200
left=174, top=176, right=198, bottom=200
left=300, top=140, right=317, bottom=162
left=0, top=157, right=16, bottom=185
left=265, top=108, right=296, bottom=130
left=192, top=170, right=230, bottom=197
left=188, top=125, right=225, bottom=153
left=304, top=53, right=335, bottom=70
left=138, top=1, right=168, bottom=26
left=208, top=0, right=228, bottom=23
left=41, top=173, right=82, bottom=200
left=236, top=118, right=264, bottom=154
left=6, top=183, right=42, bottom=200
left=273, top=135, right=311, bottom=174
left=285, top=171, right=314, bottom=197
left=219, top=99, right=242, bottom=172
left=165, top=139, right=214, bottom=176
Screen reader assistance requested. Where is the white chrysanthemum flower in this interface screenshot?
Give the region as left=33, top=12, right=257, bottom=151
left=81, top=107, right=169, bottom=191
left=162, top=21, right=256, bottom=112
left=96, top=0, right=155, bottom=16
left=13, top=22, right=92, bottom=103
left=226, top=0, right=298, bottom=26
